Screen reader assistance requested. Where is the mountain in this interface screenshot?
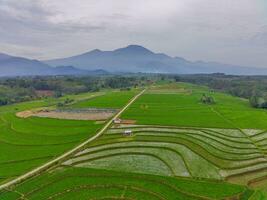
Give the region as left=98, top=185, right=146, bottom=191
left=0, top=53, right=107, bottom=77
left=2, top=45, right=267, bottom=77
left=45, top=45, right=267, bottom=75
left=0, top=53, right=54, bottom=77
left=45, top=45, right=179, bottom=73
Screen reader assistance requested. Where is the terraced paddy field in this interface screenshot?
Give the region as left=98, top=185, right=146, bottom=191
left=75, top=126, right=267, bottom=183
left=0, top=89, right=138, bottom=185
left=1, top=84, right=267, bottom=199
left=0, top=167, right=250, bottom=200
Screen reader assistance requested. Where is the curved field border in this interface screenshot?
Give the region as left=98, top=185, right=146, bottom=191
left=81, top=140, right=267, bottom=180
left=126, top=130, right=256, bottom=150
left=226, top=165, right=267, bottom=182
left=101, top=132, right=260, bottom=156
left=8, top=122, right=87, bottom=138
left=0, top=122, right=90, bottom=146
left=0, top=89, right=146, bottom=191
left=107, top=127, right=258, bottom=150
left=0, top=138, right=79, bottom=147
left=111, top=126, right=247, bottom=138
left=78, top=141, right=265, bottom=170
left=46, top=184, right=166, bottom=200
left=88, top=136, right=267, bottom=172
left=16, top=173, right=235, bottom=200
left=69, top=130, right=267, bottom=184
left=247, top=174, right=267, bottom=188
left=70, top=151, right=176, bottom=176
left=9, top=118, right=92, bottom=137
left=250, top=130, right=267, bottom=138
left=0, top=156, right=55, bottom=166
left=136, top=136, right=267, bottom=169
left=110, top=126, right=249, bottom=141
left=89, top=198, right=135, bottom=200
left=73, top=145, right=192, bottom=176
left=137, top=134, right=261, bottom=160
left=112, top=130, right=256, bottom=153
left=93, top=134, right=262, bottom=163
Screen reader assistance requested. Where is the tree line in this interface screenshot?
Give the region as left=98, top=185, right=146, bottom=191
left=171, top=74, right=267, bottom=109
left=0, top=75, right=156, bottom=106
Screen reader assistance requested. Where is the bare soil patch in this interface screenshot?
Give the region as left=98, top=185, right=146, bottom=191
left=16, top=108, right=45, bottom=118
left=121, top=119, right=136, bottom=124
left=113, top=119, right=136, bottom=128
left=16, top=110, right=34, bottom=118
left=17, top=108, right=117, bottom=121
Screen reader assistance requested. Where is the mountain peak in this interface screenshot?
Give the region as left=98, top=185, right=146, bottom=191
left=126, top=44, right=147, bottom=50
left=114, top=45, right=154, bottom=55
left=90, top=49, right=102, bottom=53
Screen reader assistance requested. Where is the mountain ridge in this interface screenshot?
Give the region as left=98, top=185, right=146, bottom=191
left=45, top=44, right=267, bottom=75
left=0, top=53, right=107, bottom=77
left=1, top=45, right=267, bottom=76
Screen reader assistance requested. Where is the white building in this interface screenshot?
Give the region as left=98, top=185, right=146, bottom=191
left=123, top=130, right=132, bottom=136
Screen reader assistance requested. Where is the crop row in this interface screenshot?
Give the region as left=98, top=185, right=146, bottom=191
left=0, top=112, right=102, bottom=183
left=65, top=126, right=267, bottom=186
left=0, top=167, right=249, bottom=200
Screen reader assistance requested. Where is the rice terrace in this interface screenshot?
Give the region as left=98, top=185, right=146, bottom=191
left=0, top=80, right=267, bottom=200
left=2, top=0, right=267, bottom=199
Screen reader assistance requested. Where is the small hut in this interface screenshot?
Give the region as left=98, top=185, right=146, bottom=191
left=123, top=130, right=132, bottom=136
left=113, top=118, right=122, bottom=124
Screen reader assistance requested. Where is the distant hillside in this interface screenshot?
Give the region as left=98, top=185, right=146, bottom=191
left=45, top=45, right=267, bottom=75
left=52, top=66, right=108, bottom=76
left=2, top=45, right=267, bottom=77
left=0, top=53, right=107, bottom=77
left=0, top=53, right=54, bottom=77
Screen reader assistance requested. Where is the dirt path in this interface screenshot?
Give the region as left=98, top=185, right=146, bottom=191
left=0, top=89, right=146, bottom=191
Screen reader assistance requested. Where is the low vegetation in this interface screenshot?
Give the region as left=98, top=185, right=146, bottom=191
left=70, top=90, right=139, bottom=109
left=122, top=83, right=267, bottom=129
left=173, top=74, right=267, bottom=109
left=0, top=88, right=139, bottom=185
left=2, top=80, right=267, bottom=199
left=0, top=167, right=250, bottom=200
left=0, top=75, right=152, bottom=106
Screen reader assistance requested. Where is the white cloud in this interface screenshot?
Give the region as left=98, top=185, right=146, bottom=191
left=0, top=0, right=266, bottom=67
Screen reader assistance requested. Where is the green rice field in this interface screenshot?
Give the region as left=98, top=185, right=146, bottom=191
left=0, top=89, right=137, bottom=185
left=122, top=83, right=267, bottom=129
left=70, top=90, right=138, bottom=109
left=1, top=84, right=267, bottom=199
left=0, top=167, right=250, bottom=200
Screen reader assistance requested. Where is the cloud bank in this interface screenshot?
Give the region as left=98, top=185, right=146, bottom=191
left=0, top=0, right=266, bottom=67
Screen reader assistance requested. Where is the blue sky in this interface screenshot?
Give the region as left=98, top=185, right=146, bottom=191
left=0, top=0, right=266, bottom=68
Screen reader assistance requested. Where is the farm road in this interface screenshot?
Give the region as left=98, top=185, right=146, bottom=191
left=0, top=88, right=146, bottom=191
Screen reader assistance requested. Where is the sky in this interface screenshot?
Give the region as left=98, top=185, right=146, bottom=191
left=0, top=0, right=267, bottom=67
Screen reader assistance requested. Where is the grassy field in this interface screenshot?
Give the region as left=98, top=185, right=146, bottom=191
left=1, top=83, right=267, bottom=199
left=58, top=124, right=267, bottom=187
left=0, top=167, right=250, bottom=200
left=70, top=90, right=139, bottom=109
left=0, top=89, right=138, bottom=185
left=121, top=83, right=267, bottom=129
left=0, top=94, right=103, bottom=184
